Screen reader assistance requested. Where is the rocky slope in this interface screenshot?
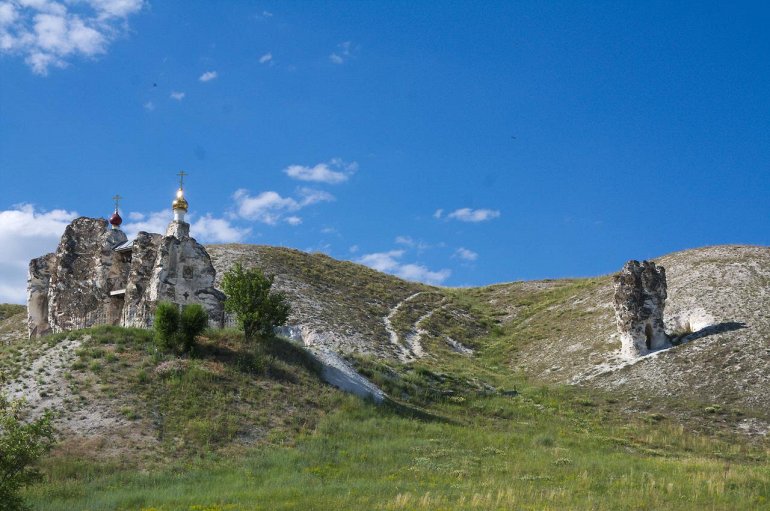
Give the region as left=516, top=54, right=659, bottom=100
left=468, top=245, right=770, bottom=428
left=206, top=244, right=770, bottom=424
left=2, top=243, right=768, bottom=447
left=206, top=245, right=486, bottom=361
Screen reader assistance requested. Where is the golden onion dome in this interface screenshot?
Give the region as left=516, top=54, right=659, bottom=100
left=172, top=188, right=189, bottom=212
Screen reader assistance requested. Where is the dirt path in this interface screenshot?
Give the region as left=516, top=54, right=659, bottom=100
left=383, top=292, right=425, bottom=361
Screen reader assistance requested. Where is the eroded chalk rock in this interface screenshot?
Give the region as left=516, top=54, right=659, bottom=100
left=122, top=232, right=162, bottom=328
left=27, top=253, right=56, bottom=337
left=613, top=260, right=670, bottom=358
left=46, top=217, right=127, bottom=333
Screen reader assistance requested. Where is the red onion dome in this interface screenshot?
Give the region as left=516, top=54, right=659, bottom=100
left=109, top=211, right=123, bottom=227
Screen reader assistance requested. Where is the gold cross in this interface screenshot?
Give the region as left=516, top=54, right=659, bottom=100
left=112, top=194, right=122, bottom=210
left=177, top=170, right=187, bottom=189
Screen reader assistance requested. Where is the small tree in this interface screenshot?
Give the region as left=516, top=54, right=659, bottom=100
left=0, top=396, right=55, bottom=511
left=221, top=263, right=290, bottom=342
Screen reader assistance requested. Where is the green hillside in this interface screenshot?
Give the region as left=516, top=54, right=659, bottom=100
left=0, top=244, right=768, bottom=509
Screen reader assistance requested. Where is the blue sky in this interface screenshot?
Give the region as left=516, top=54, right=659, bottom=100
left=1, top=1, right=769, bottom=303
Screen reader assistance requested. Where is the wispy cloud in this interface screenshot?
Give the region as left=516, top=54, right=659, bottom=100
left=433, top=209, right=444, bottom=219
left=170, top=91, right=185, bottom=100
left=199, top=70, right=217, bottom=82
left=143, top=100, right=154, bottom=111
left=329, top=41, right=357, bottom=64
left=446, top=207, right=500, bottom=222
left=395, top=236, right=432, bottom=252
left=357, top=250, right=450, bottom=285
left=283, top=158, right=357, bottom=184
left=0, top=204, right=78, bottom=302
left=0, top=0, right=145, bottom=75
left=232, top=187, right=334, bottom=225
left=454, top=247, right=478, bottom=261
left=259, top=52, right=272, bottom=64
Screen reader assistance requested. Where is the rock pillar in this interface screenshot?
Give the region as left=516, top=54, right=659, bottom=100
left=613, top=260, right=670, bottom=358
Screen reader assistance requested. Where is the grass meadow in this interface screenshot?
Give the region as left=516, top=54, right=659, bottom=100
left=23, top=371, right=770, bottom=510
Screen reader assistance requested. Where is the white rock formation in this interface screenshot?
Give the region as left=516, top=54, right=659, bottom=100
left=27, top=216, right=224, bottom=337
left=613, top=260, right=670, bottom=358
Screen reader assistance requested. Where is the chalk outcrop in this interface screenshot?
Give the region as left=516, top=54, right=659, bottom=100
left=27, top=216, right=224, bottom=337
left=613, top=260, right=670, bottom=358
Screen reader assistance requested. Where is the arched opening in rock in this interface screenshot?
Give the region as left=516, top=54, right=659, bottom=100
left=645, top=323, right=653, bottom=350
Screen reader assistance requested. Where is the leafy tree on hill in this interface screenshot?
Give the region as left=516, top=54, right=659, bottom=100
left=0, top=396, right=55, bottom=511
left=221, top=263, right=290, bottom=342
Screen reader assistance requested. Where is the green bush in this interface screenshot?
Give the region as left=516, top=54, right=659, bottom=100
left=154, top=302, right=209, bottom=354
left=180, top=304, right=208, bottom=353
left=154, top=302, right=180, bottom=352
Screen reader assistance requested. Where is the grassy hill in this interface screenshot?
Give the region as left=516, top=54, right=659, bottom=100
left=1, top=244, right=768, bottom=509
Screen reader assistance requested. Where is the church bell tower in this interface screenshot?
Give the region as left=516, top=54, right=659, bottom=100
left=166, top=171, right=190, bottom=239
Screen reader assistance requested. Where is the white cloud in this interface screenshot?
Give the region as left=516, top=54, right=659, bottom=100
left=89, top=0, right=145, bottom=19
left=433, top=209, right=443, bottom=219
left=259, top=52, right=272, bottom=64
left=233, top=190, right=295, bottom=225
left=143, top=100, right=154, bottom=111
left=232, top=187, right=334, bottom=225
left=454, top=247, right=478, bottom=261
left=358, top=249, right=404, bottom=273
left=123, top=210, right=249, bottom=243
left=446, top=207, right=500, bottom=222
left=191, top=214, right=250, bottom=243
left=329, top=40, right=356, bottom=64
left=349, top=244, right=359, bottom=253
left=170, top=91, right=185, bottom=100
left=297, top=187, right=335, bottom=206
left=0, top=204, right=78, bottom=303
left=0, top=0, right=144, bottom=75
left=357, top=249, right=450, bottom=286
left=122, top=210, right=167, bottom=238
left=283, top=158, right=357, bottom=184
left=396, top=264, right=451, bottom=285
left=199, top=70, right=217, bottom=82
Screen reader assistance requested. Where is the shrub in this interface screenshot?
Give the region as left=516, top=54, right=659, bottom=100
left=180, top=304, right=208, bottom=353
left=154, top=302, right=208, bottom=354
left=155, top=302, right=180, bottom=352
